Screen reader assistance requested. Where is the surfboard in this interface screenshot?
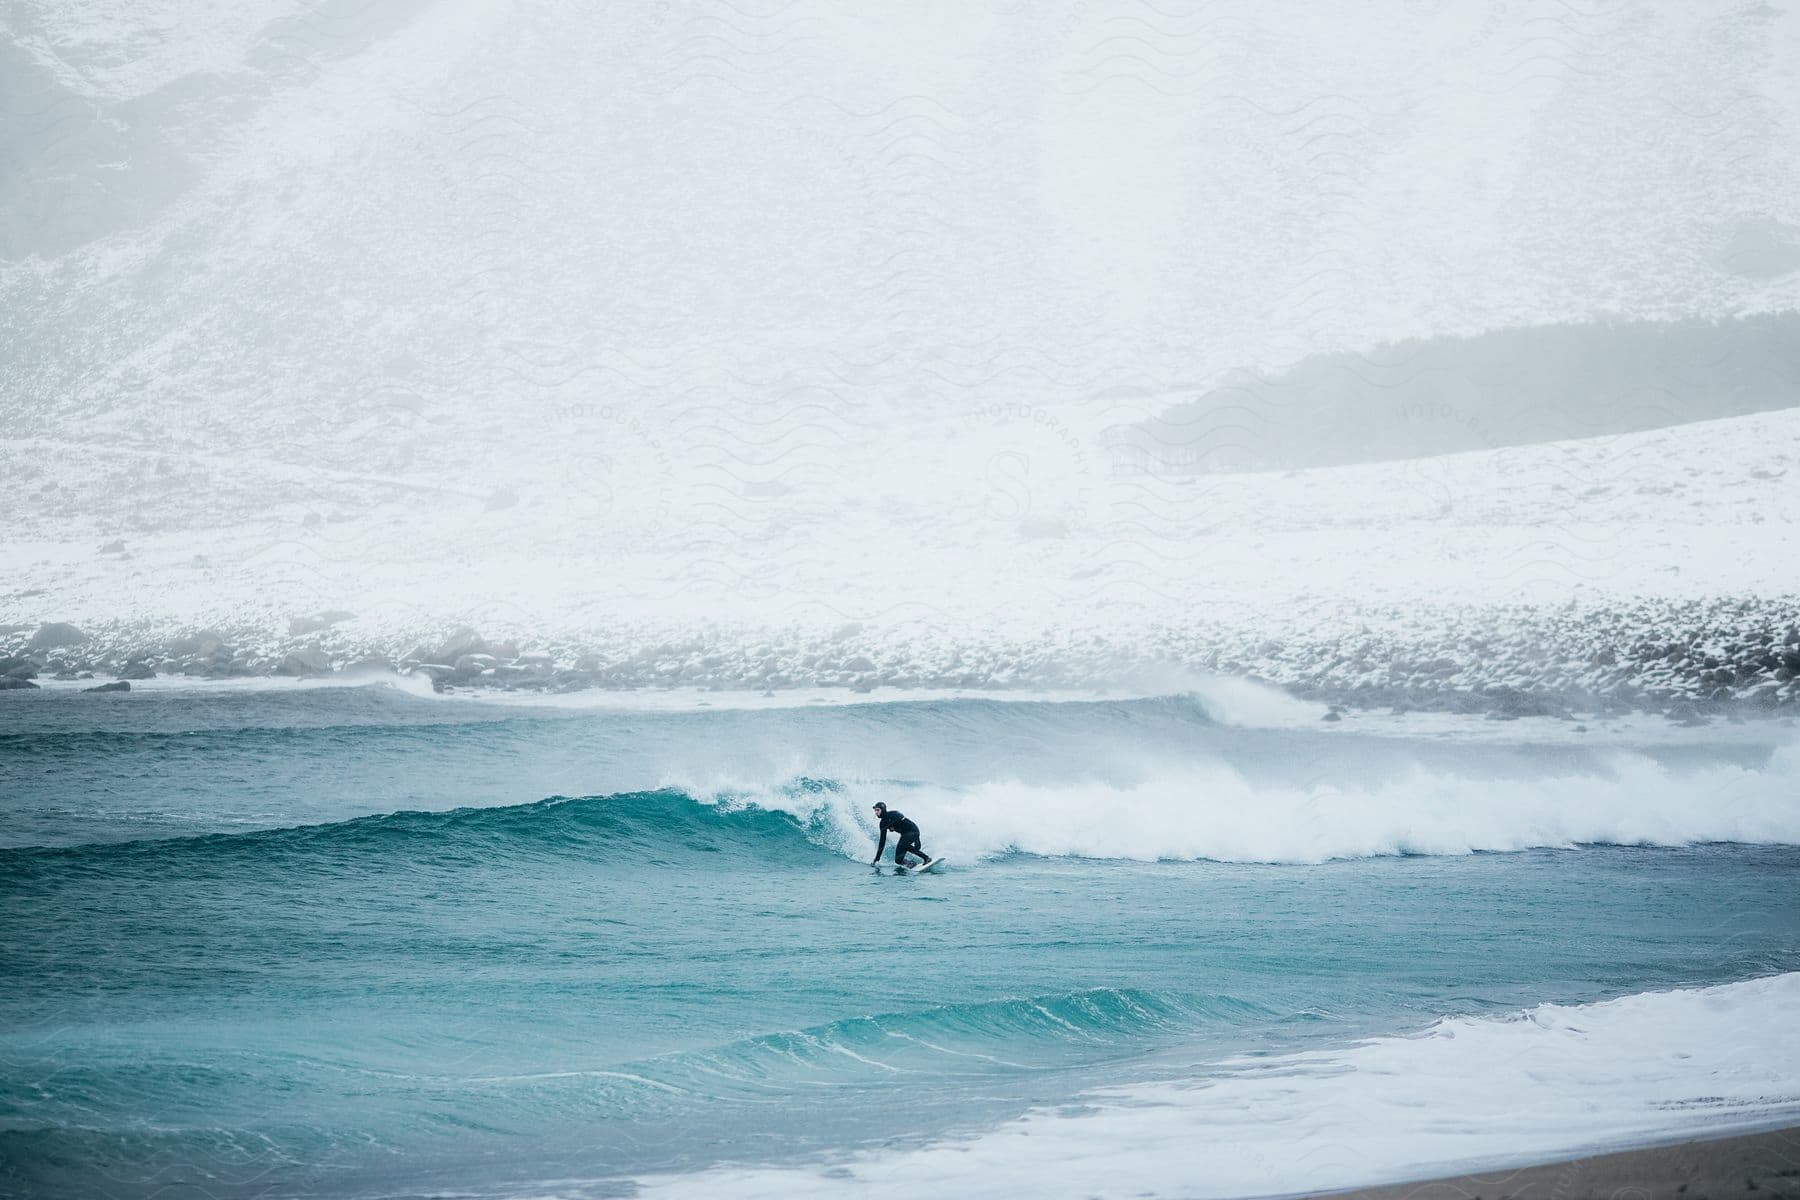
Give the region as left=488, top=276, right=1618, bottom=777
left=900, top=857, right=946, bottom=873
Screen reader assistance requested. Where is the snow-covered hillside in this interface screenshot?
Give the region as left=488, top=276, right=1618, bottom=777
left=4, top=405, right=1796, bottom=711
left=3, top=0, right=1798, bottom=709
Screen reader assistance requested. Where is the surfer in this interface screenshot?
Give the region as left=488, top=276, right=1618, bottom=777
left=871, top=801, right=933, bottom=869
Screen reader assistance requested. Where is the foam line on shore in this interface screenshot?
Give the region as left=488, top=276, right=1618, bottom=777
left=635, top=973, right=1800, bottom=1199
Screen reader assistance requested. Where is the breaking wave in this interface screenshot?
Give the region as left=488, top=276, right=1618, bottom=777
left=13, top=739, right=1800, bottom=870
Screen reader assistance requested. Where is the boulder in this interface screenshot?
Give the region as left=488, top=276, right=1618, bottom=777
left=167, top=629, right=232, bottom=656
left=1742, top=679, right=1783, bottom=708
left=552, top=669, right=599, bottom=692
left=119, top=662, right=156, bottom=680
left=288, top=610, right=356, bottom=637
left=28, top=622, right=87, bottom=650
left=275, top=647, right=332, bottom=676
left=433, top=628, right=485, bottom=662
left=0, top=676, right=39, bottom=690
left=83, top=680, right=130, bottom=693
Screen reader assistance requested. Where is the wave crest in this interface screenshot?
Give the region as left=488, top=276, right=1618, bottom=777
left=748, top=744, right=1800, bottom=865
left=16, top=740, right=1799, bottom=868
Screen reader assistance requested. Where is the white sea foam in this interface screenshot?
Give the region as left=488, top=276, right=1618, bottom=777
left=730, top=743, right=1800, bottom=865
left=27, top=668, right=441, bottom=699
left=1170, top=675, right=1317, bottom=727
left=639, top=973, right=1800, bottom=1199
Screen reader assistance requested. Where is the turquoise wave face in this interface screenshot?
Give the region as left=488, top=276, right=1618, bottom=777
left=6, top=787, right=843, bottom=874
left=3, top=687, right=1799, bottom=1197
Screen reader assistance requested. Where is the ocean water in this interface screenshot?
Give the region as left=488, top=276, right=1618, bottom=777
left=3, top=684, right=1798, bottom=1199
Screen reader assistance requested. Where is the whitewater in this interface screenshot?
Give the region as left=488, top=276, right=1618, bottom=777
left=4, top=683, right=1798, bottom=1198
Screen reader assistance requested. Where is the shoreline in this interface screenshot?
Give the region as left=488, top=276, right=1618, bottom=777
left=8, top=670, right=1800, bottom=745
left=4, top=595, right=1799, bottom=719
left=1312, top=1124, right=1800, bottom=1199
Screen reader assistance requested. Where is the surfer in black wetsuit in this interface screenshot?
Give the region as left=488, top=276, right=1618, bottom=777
left=871, top=802, right=932, bottom=868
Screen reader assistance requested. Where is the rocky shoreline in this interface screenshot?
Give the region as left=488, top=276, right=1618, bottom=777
left=1188, top=596, right=1800, bottom=721
left=3, top=596, right=1797, bottom=720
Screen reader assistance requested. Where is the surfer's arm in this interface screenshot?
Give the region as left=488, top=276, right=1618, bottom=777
left=873, top=826, right=888, bottom=862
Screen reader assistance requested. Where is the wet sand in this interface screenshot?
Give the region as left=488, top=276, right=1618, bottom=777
left=1316, top=1125, right=1800, bottom=1199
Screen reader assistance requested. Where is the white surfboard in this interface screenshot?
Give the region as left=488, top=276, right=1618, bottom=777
left=901, top=857, right=946, bottom=873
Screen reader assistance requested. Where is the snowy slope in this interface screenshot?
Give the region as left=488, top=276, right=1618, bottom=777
left=3, top=0, right=1799, bottom=701
left=6, top=0, right=1799, bottom=394
left=2, top=403, right=1796, bottom=706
